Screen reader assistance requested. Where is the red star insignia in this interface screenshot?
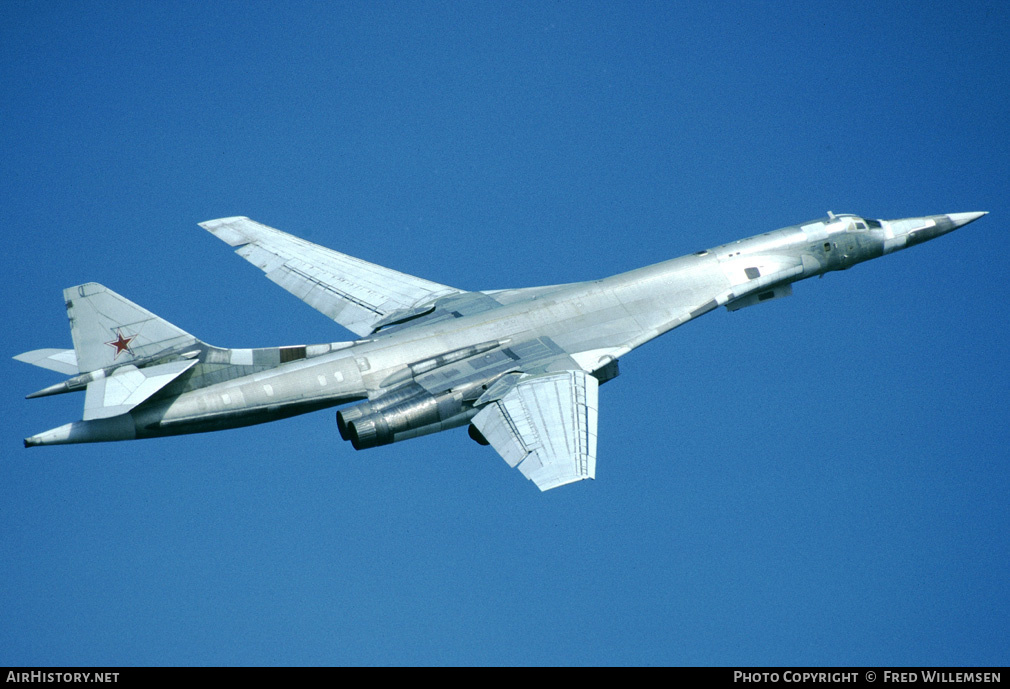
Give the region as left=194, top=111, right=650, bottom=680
left=106, top=330, right=136, bottom=359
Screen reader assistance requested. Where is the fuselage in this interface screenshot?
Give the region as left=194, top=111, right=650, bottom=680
left=24, top=211, right=981, bottom=447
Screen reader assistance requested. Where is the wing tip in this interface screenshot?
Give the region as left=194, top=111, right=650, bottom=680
left=198, top=215, right=250, bottom=228
left=534, top=473, right=594, bottom=492
left=199, top=216, right=254, bottom=246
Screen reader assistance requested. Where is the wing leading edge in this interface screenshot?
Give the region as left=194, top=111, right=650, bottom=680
left=200, top=217, right=464, bottom=337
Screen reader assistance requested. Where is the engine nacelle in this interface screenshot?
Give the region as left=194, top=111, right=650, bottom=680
left=336, top=383, right=476, bottom=450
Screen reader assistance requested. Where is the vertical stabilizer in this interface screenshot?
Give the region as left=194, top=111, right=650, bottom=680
left=65, top=283, right=199, bottom=373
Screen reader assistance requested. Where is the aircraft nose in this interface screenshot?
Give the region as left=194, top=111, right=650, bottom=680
left=947, top=212, right=988, bottom=229
left=883, top=211, right=988, bottom=254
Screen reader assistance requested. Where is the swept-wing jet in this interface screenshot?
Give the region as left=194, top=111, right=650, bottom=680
left=17, top=211, right=987, bottom=490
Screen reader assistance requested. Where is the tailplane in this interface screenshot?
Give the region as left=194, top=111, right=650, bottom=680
left=16, top=283, right=203, bottom=423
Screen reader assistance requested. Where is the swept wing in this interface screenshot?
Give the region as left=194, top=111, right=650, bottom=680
left=472, top=369, right=598, bottom=491
left=200, top=217, right=464, bottom=337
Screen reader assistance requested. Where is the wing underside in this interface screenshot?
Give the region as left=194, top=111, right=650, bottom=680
left=472, top=369, right=598, bottom=491
left=200, top=217, right=464, bottom=337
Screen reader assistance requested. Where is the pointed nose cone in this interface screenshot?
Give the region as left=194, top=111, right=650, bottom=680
left=947, top=212, right=988, bottom=228
left=884, top=211, right=988, bottom=253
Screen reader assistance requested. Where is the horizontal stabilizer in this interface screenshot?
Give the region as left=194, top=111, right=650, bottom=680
left=83, top=359, right=197, bottom=420
left=14, top=348, right=79, bottom=375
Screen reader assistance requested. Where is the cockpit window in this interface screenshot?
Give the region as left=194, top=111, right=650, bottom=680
left=865, top=218, right=882, bottom=229
left=854, top=221, right=868, bottom=230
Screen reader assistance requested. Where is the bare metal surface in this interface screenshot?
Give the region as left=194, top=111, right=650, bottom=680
left=17, top=211, right=988, bottom=490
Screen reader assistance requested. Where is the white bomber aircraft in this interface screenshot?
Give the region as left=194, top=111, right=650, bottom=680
left=17, top=211, right=987, bottom=490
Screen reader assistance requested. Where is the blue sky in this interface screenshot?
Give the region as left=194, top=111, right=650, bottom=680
left=2, top=1, right=1008, bottom=666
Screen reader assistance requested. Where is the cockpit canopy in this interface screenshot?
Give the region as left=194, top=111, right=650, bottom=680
left=830, top=213, right=882, bottom=230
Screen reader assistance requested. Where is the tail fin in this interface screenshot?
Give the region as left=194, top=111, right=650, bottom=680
left=65, top=283, right=199, bottom=373
left=18, top=283, right=203, bottom=424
